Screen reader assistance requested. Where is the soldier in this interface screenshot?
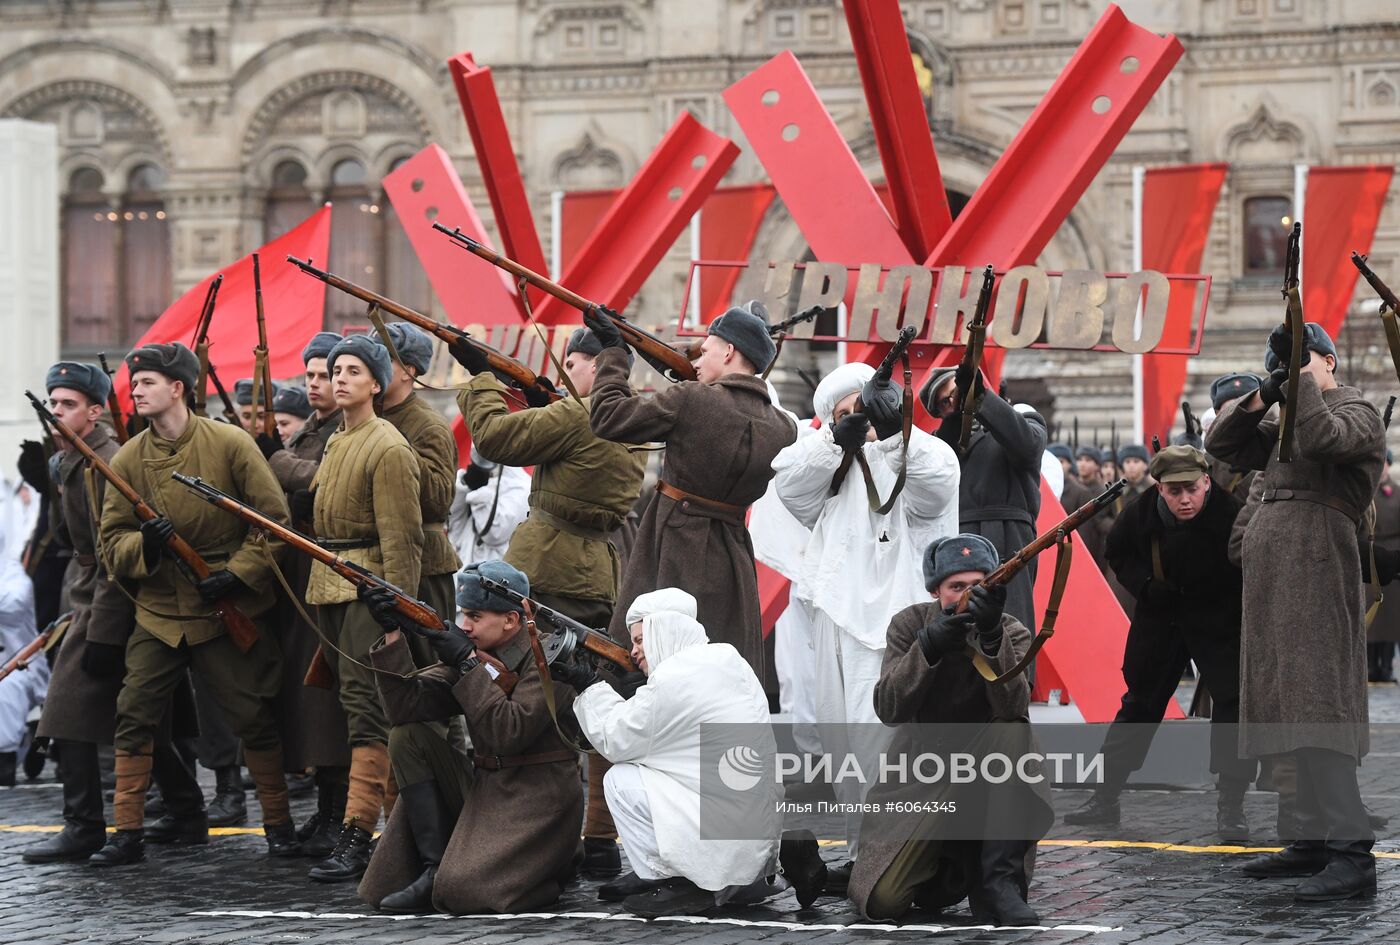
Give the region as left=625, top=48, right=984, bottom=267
left=1061, top=445, right=1254, bottom=841
left=454, top=326, right=646, bottom=878
left=234, top=377, right=282, bottom=434
left=585, top=302, right=798, bottom=679
left=255, top=331, right=350, bottom=859
left=303, top=335, right=423, bottom=883
left=1074, top=445, right=1103, bottom=488
left=22, top=363, right=206, bottom=862
left=1209, top=322, right=1383, bottom=902
left=919, top=366, right=1046, bottom=631
left=356, top=561, right=584, bottom=915
left=92, top=342, right=295, bottom=866
left=1205, top=373, right=1262, bottom=503
left=1367, top=451, right=1400, bottom=681
left=271, top=385, right=311, bottom=441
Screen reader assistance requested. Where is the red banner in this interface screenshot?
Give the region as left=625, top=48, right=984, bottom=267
left=1140, top=164, right=1227, bottom=442
left=1304, top=165, right=1395, bottom=339
left=115, top=207, right=332, bottom=410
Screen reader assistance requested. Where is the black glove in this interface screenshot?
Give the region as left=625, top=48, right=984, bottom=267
left=966, top=583, right=1007, bottom=645
left=953, top=364, right=987, bottom=403
left=1140, top=578, right=1181, bottom=609
left=522, top=375, right=558, bottom=409
left=616, top=670, right=648, bottom=699
left=357, top=585, right=475, bottom=667
left=451, top=341, right=491, bottom=375
left=916, top=609, right=975, bottom=663
left=17, top=440, right=48, bottom=493
left=550, top=654, right=601, bottom=692
left=255, top=430, right=284, bottom=461
left=583, top=305, right=626, bottom=350
left=1267, top=325, right=1310, bottom=370
left=196, top=569, right=245, bottom=603
left=359, top=584, right=412, bottom=632
left=861, top=380, right=904, bottom=441
left=1361, top=543, right=1400, bottom=586
left=832, top=413, right=871, bottom=453
left=289, top=489, right=316, bottom=524
left=80, top=640, right=126, bottom=679
left=139, top=516, right=175, bottom=570
left=462, top=463, right=492, bottom=491
left=1258, top=368, right=1289, bottom=407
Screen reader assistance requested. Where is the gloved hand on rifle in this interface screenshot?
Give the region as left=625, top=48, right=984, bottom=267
left=450, top=341, right=491, bottom=376
left=80, top=640, right=126, bottom=679
left=289, top=489, right=316, bottom=524
left=953, top=363, right=987, bottom=404
left=357, top=585, right=476, bottom=669
left=860, top=378, right=905, bottom=441
left=462, top=462, right=492, bottom=491
left=196, top=569, right=246, bottom=602
left=615, top=669, right=648, bottom=699
left=1267, top=325, right=1311, bottom=370
left=965, top=583, right=1007, bottom=654
left=831, top=413, right=872, bottom=453
left=550, top=653, right=601, bottom=693
left=583, top=305, right=627, bottom=351
left=1258, top=367, right=1290, bottom=408
left=916, top=608, right=974, bottom=664
left=255, top=429, right=284, bottom=461
left=522, top=376, right=558, bottom=409
left=1360, top=542, right=1400, bottom=587
left=17, top=440, right=49, bottom=494
left=140, top=516, right=176, bottom=570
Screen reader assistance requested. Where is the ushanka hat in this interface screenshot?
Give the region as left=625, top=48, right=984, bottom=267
left=455, top=560, right=530, bottom=615
left=124, top=343, right=199, bottom=393
left=327, top=334, right=393, bottom=393
left=45, top=361, right=111, bottom=406
left=707, top=300, right=776, bottom=373
left=923, top=534, right=1000, bottom=591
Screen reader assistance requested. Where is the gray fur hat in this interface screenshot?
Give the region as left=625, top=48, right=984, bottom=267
left=301, top=331, right=342, bottom=364
left=46, top=361, right=111, bottom=406
left=234, top=377, right=283, bottom=406
left=272, top=385, right=312, bottom=419
left=125, top=343, right=199, bottom=394
left=455, top=560, right=530, bottom=615
left=923, top=534, right=1000, bottom=591
left=379, top=322, right=435, bottom=375
left=707, top=301, right=776, bottom=373
left=327, top=334, right=392, bottom=394
left=1264, top=322, right=1336, bottom=373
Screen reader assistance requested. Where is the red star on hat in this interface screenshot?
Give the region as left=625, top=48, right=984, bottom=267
left=961, top=546, right=971, bottom=556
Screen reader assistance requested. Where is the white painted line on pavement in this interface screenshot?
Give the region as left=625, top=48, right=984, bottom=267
left=191, top=908, right=1122, bottom=934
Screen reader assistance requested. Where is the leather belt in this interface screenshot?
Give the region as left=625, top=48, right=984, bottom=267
left=473, top=748, right=576, bottom=770
left=959, top=505, right=1036, bottom=528
left=656, top=480, right=746, bottom=523
left=1260, top=488, right=1360, bottom=526
left=75, top=554, right=96, bottom=567
left=424, top=521, right=448, bottom=533
left=318, top=537, right=376, bottom=551
left=529, top=508, right=611, bottom=543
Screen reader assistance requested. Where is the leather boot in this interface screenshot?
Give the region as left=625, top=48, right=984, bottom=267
left=1216, top=780, right=1249, bottom=844
left=298, top=766, right=348, bottom=859
left=243, top=745, right=293, bottom=832
left=1063, top=790, right=1120, bottom=826
left=206, top=765, right=247, bottom=827
left=264, top=822, right=302, bottom=857
left=598, top=871, right=662, bottom=903
left=23, top=740, right=106, bottom=863
left=778, top=829, right=828, bottom=908
left=1292, top=748, right=1375, bottom=902
left=379, top=782, right=450, bottom=913
left=146, top=740, right=208, bottom=845
left=582, top=836, right=621, bottom=877
left=307, top=821, right=375, bottom=883
left=0, top=751, right=15, bottom=787
left=972, top=839, right=1040, bottom=927
left=1241, top=841, right=1329, bottom=878
left=88, top=829, right=145, bottom=867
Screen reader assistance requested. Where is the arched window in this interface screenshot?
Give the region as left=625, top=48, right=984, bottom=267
left=1243, top=195, right=1293, bottom=276
left=264, top=159, right=314, bottom=243
left=122, top=164, right=171, bottom=339
left=327, top=158, right=376, bottom=332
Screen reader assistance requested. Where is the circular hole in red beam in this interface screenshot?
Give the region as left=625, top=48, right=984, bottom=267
left=667, top=186, right=683, bottom=200
left=1120, top=56, right=1140, bottom=74
left=411, top=178, right=425, bottom=193
left=781, top=123, right=800, bottom=142
left=762, top=90, right=780, bottom=106
left=692, top=154, right=707, bottom=169
left=425, top=206, right=439, bottom=219
left=1091, top=95, right=1111, bottom=114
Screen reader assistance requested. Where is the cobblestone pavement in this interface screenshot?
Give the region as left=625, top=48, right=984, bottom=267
left=4, top=682, right=1400, bottom=944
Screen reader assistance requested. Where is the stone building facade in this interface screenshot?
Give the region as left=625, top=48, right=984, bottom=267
left=1, top=0, right=1398, bottom=439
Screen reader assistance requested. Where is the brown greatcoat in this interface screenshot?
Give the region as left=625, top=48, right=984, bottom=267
left=1366, top=474, right=1400, bottom=643
left=36, top=424, right=133, bottom=744
left=381, top=393, right=461, bottom=581
left=358, top=631, right=583, bottom=914
left=266, top=409, right=350, bottom=770
left=588, top=347, right=797, bottom=676
left=1206, top=376, right=1384, bottom=761
left=849, top=604, right=1053, bottom=918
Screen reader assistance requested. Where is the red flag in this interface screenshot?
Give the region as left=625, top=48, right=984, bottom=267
left=1140, top=164, right=1227, bottom=442
left=114, top=206, right=332, bottom=410
left=1303, top=165, right=1395, bottom=339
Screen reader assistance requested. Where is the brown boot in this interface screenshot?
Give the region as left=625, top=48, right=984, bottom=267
left=345, top=742, right=390, bottom=830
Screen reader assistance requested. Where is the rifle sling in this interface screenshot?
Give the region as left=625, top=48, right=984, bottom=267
left=830, top=350, right=914, bottom=515
left=516, top=277, right=583, bottom=404
left=969, top=531, right=1072, bottom=684
left=522, top=598, right=594, bottom=755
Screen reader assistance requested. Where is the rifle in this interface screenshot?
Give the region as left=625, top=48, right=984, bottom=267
left=1384, top=395, right=1396, bottom=431
left=0, top=616, right=65, bottom=683
left=26, top=392, right=261, bottom=653
left=1151, top=435, right=1162, bottom=454
left=476, top=576, right=636, bottom=673
left=678, top=303, right=826, bottom=360
left=1181, top=401, right=1203, bottom=448
left=96, top=352, right=129, bottom=444
left=251, top=255, right=276, bottom=437
left=1352, top=252, right=1400, bottom=385
left=431, top=223, right=698, bottom=382
left=953, top=265, right=995, bottom=455
left=963, top=478, right=1127, bottom=684
left=1277, top=222, right=1304, bottom=463
left=830, top=325, right=919, bottom=514
left=190, top=274, right=224, bottom=418
left=286, top=256, right=561, bottom=404
left=205, top=362, right=240, bottom=425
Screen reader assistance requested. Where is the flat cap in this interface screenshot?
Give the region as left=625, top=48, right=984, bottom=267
left=1148, top=444, right=1210, bottom=485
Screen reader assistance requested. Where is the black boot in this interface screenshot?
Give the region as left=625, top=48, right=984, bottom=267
left=297, top=767, right=347, bottom=858
left=88, top=829, right=145, bottom=867
left=623, top=877, right=714, bottom=918
left=582, top=836, right=622, bottom=877
left=0, top=751, right=15, bottom=787
left=824, top=859, right=853, bottom=894
left=972, top=840, right=1039, bottom=927
left=307, top=822, right=374, bottom=883
left=1241, top=841, right=1329, bottom=877
left=264, top=822, right=302, bottom=857
left=1216, top=781, right=1249, bottom=844
left=779, top=829, right=828, bottom=908
left=1063, top=790, right=1120, bottom=826
left=206, top=765, right=247, bottom=827
left=1292, top=749, right=1375, bottom=902
left=146, top=742, right=208, bottom=845
left=379, top=782, right=450, bottom=913
left=599, top=871, right=662, bottom=903
left=23, top=740, right=106, bottom=863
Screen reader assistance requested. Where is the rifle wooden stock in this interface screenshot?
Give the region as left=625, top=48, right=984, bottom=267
left=1277, top=222, right=1304, bottom=463
left=954, top=265, right=995, bottom=454
left=285, top=255, right=561, bottom=402
left=97, top=352, right=129, bottom=444
left=251, top=254, right=276, bottom=437
left=191, top=274, right=224, bottom=418
left=477, top=577, right=636, bottom=673
left=431, top=223, right=698, bottom=382
left=26, top=392, right=260, bottom=653
left=0, top=629, right=51, bottom=683
left=1353, top=252, right=1400, bottom=385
